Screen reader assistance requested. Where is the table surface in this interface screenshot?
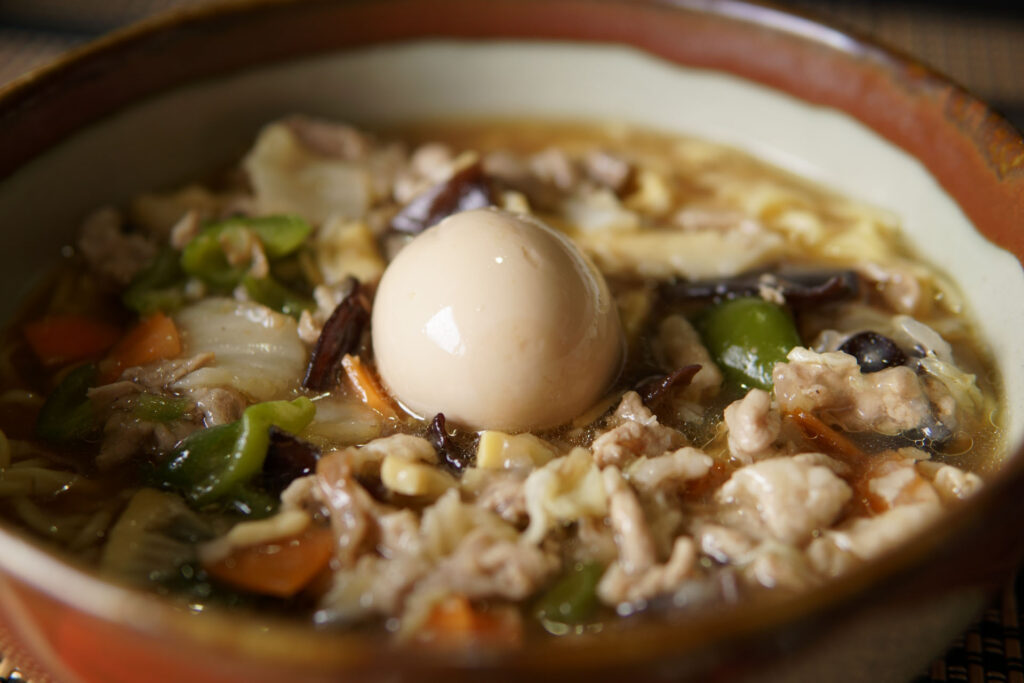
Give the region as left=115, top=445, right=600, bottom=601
left=0, top=1, right=1022, bottom=681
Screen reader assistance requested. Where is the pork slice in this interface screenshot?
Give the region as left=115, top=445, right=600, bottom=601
left=723, top=388, right=781, bottom=464
left=592, top=391, right=686, bottom=469
left=773, top=347, right=933, bottom=435
left=716, top=456, right=851, bottom=546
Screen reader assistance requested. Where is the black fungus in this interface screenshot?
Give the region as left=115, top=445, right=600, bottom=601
left=661, top=269, right=860, bottom=309
left=302, top=280, right=370, bottom=391
left=427, top=413, right=472, bottom=474
left=839, top=331, right=907, bottom=373
left=637, top=364, right=702, bottom=407
left=262, top=426, right=321, bottom=496
left=390, top=160, right=496, bottom=234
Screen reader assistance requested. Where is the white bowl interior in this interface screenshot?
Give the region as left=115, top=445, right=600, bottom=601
left=1, top=40, right=1021, bottom=447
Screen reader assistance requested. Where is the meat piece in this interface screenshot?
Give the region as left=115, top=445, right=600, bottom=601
left=625, top=447, right=713, bottom=495
left=696, top=524, right=757, bottom=565
left=807, top=502, right=941, bottom=578
left=424, top=528, right=559, bottom=601
left=530, top=148, right=578, bottom=191
left=87, top=381, right=141, bottom=409
left=285, top=115, right=373, bottom=160
left=392, top=144, right=456, bottom=203
left=655, top=315, right=723, bottom=400
left=95, top=411, right=197, bottom=469
left=377, top=509, right=423, bottom=560
left=716, top=456, right=851, bottom=546
left=570, top=517, right=619, bottom=566
left=597, top=536, right=698, bottom=607
left=591, top=392, right=686, bottom=469
left=773, top=347, right=935, bottom=435
left=583, top=150, right=633, bottom=194
left=77, top=206, right=157, bottom=287
left=280, top=475, right=324, bottom=515
left=924, top=463, right=983, bottom=504
left=603, top=467, right=656, bottom=575
left=316, top=449, right=389, bottom=566
left=723, top=389, right=780, bottom=464
left=864, top=454, right=940, bottom=511
left=121, top=353, right=216, bottom=393
left=322, top=553, right=431, bottom=623
left=858, top=261, right=933, bottom=316
left=744, top=544, right=818, bottom=592
left=189, top=386, right=247, bottom=427
left=462, top=468, right=529, bottom=526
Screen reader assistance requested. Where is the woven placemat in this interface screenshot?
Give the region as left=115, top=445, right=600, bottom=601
left=0, top=1, right=1022, bottom=681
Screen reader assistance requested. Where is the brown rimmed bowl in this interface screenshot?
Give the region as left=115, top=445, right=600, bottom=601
left=0, top=1, right=1023, bottom=681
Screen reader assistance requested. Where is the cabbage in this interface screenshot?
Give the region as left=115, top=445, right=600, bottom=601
left=173, top=298, right=307, bottom=402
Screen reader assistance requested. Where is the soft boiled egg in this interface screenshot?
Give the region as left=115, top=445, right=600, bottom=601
left=371, top=207, right=623, bottom=431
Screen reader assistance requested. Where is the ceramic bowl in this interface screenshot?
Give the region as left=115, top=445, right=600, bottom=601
left=0, top=1, right=1022, bottom=681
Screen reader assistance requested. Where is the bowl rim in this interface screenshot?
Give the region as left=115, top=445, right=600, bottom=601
left=0, top=0, right=1022, bottom=675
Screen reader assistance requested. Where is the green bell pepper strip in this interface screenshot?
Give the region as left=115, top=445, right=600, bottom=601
left=35, top=363, right=99, bottom=442
left=698, top=296, right=802, bottom=391
left=242, top=275, right=314, bottom=320
left=534, top=561, right=604, bottom=626
left=180, top=215, right=313, bottom=291
left=122, top=247, right=187, bottom=314
left=134, top=393, right=192, bottom=423
left=158, top=397, right=315, bottom=506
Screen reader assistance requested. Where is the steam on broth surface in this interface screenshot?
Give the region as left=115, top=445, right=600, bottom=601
left=0, top=118, right=1001, bottom=644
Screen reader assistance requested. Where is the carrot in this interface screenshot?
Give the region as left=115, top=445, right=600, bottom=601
left=341, top=354, right=398, bottom=419
left=420, top=595, right=523, bottom=647
left=202, top=525, right=335, bottom=598
left=24, top=314, right=120, bottom=366
left=785, top=410, right=869, bottom=469
left=99, top=312, right=181, bottom=383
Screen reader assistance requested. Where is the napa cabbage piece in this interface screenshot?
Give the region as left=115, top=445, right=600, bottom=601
left=172, top=299, right=307, bottom=402
left=575, top=226, right=787, bottom=279
left=101, top=488, right=214, bottom=583
left=244, top=120, right=401, bottom=224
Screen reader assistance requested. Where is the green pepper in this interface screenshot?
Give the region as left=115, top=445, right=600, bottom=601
left=698, top=296, right=802, bottom=391
left=180, top=215, right=313, bottom=291
left=535, top=561, right=604, bottom=627
left=242, top=275, right=314, bottom=320
left=158, top=397, right=315, bottom=507
left=35, top=363, right=99, bottom=442
left=123, top=247, right=187, bottom=314
left=134, top=393, right=191, bottom=423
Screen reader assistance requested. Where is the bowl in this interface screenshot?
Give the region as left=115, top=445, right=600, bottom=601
left=0, top=1, right=1023, bottom=681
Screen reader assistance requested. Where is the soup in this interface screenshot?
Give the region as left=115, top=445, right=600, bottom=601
left=0, top=117, right=1001, bottom=646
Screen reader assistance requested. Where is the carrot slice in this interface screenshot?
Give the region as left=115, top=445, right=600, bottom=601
left=24, top=315, right=120, bottom=366
left=421, top=595, right=523, bottom=647
left=203, top=525, right=335, bottom=598
left=341, top=354, right=398, bottom=419
left=99, top=312, right=181, bottom=383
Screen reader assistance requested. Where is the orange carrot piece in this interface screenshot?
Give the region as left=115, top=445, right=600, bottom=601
left=203, top=525, right=335, bottom=599
left=99, top=312, right=181, bottom=383
left=785, top=410, right=869, bottom=468
left=421, top=596, right=523, bottom=647
left=24, top=315, right=120, bottom=366
left=341, top=354, right=398, bottom=419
